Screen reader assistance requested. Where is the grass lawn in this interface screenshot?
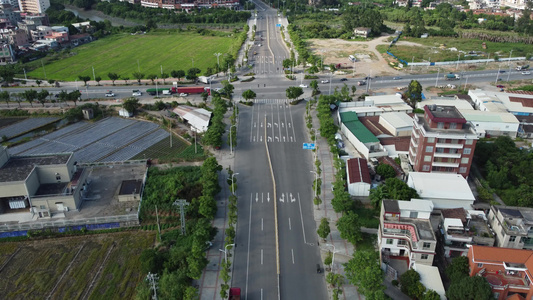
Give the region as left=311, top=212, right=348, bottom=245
left=379, top=36, right=532, bottom=63
left=133, top=134, right=206, bottom=162
left=28, top=32, right=241, bottom=81
left=0, top=231, right=155, bottom=300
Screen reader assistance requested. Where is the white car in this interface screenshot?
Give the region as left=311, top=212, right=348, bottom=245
left=299, top=84, right=308, bottom=88
left=523, top=71, right=531, bottom=75
left=132, top=90, right=142, bottom=96
left=179, top=93, right=188, bottom=97
left=320, top=80, right=329, bottom=84
left=105, top=92, right=115, bottom=97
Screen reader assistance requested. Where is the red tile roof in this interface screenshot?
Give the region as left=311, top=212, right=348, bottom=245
left=509, top=96, right=533, bottom=108
left=379, top=136, right=411, bottom=152
left=470, top=245, right=533, bottom=265
left=359, top=116, right=393, bottom=136
left=347, top=158, right=371, bottom=184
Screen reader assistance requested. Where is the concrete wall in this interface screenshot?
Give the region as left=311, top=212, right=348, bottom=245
left=32, top=194, right=78, bottom=212
left=36, top=164, right=72, bottom=184
left=348, top=182, right=370, bottom=197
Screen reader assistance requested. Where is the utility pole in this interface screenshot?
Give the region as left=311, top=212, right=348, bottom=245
left=92, top=66, right=96, bottom=81
left=146, top=272, right=159, bottom=300
left=173, top=199, right=189, bottom=235
left=41, top=60, right=47, bottom=79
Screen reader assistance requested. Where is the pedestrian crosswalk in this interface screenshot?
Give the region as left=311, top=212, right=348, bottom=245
left=253, top=99, right=290, bottom=104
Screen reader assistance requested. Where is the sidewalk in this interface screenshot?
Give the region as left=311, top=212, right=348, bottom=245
left=195, top=111, right=235, bottom=300
left=310, top=105, right=361, bottom=299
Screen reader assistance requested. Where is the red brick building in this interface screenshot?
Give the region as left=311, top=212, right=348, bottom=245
left=408, top=105, right=478, bottom=178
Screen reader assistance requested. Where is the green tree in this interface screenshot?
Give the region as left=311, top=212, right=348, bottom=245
left=0, top=90, right=10, bottom=107
left=146, top=74, right=157, bottom=84
left=384, top=178, right=419, bottom=200
left=351, top=85, right=357, bottom=96
left=58, top=90, right=69, bottom=106
left=0, top=65, right=15, bottom=84
left=123, top=97, right=140, bottom=113
left=68, top=90, right=82, bottom=106
left=78, top=75, right=90, bottom=86
left=336, top=211, right=362, bottom=246
left=47, top=79, right=55, bottom=86
left=201, top=91, right=209, bottom=102
left=187, top=68, right=201, bottom=81
left=446, top=256, right=469, bottom=283
left=317, top=218, right=331, bottom=240
left=283, top=58, right=293, bottom=70
left=95, top=76, right=101, bottom=85
left=400, top=269, right=425, bottom=299
left=22, top=89, right=38, bottom=107
left=108, top=72, right=119, bottom=85
left=123, top=76, right=130, bottom=85
left=340, top=83, right=350, bottom=101
left=37, top=89, right=49, bottom=107
left=242, top=89, right=257, bottom=101
left=376, top=163, right=396, bottom=179
left=424, top=290, right=441, bottom=300
left=183, top=286, right=199, bottom=300
left=446, top=276, right=493, bottom=300
left=369, top=184, right=388, bottom=209
left=161, top=72, right=169, bottom=84
left=310, top=80, right=319, bottom=93
left=345, top=250, right=385, bottom=298
left=286, top=86, right=304, bottom=101
left=222, top=81, right=235, bottom=98
left=171, top=70, right=185, bottom=82
left=324, top=251, right=333, bottom=267
left=132, top=72, right=145, bottom=85
left=406, top=80, right=423, bottom=108
left=35, top=80, right=42, bottom=87
left=313, top=196, right=322, bottom=208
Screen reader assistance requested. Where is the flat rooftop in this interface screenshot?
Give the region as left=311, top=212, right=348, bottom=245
left=0, top=154, right=71, bottom=183
left=119, top=179, right=142, bottom=195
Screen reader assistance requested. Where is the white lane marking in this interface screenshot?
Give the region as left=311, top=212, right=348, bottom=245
left=262, top=218, right=264, bottom=231
left=291, top=249, right=295, bottom=264
left=261, top=249, right=263, bottom=265
left=298, top=193, right=307, bottom=244
left=262, top=192, right=264, bottom=203
left=289, top=217, right=292, bottom=230
left=261, top=289, right=263, bottom=300
left=256, top=192, right=258, bottom=202
left=267, top=192, right=270, bottom=202
left=288, top=103, right=296, bottom=141
left=245, top=193, right=253, bottom=298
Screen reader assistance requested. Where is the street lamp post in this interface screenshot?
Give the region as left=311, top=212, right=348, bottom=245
left=508, top=50, right=513, bottom=66
left=310, top=170, right=318, bottom=198
left=219, top=243, right=235, bottom=262
left=231, top=173, right=239, bottom=195
left=456, top=54, right=461, bottom=70
left=495, top=66, right=501, bottom=84
left=214, top=53, right=222, bottom=73
left=326, top=243, right=337, bottom=272
left=156, top=77, right=158, bottom=98
left=435, top=68, right=440, bottom=87
left=230, top=124, right=237, bottom=155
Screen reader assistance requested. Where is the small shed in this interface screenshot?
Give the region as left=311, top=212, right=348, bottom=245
left=119, top=108, right=133, bottom=118
left=346, top=158, right=371, bottom=196
left=354, top=27, right=371, bottom=38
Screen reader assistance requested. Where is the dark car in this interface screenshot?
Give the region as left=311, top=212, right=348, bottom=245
left=393, top=76, right=402, bottom=80
left=316, top=264, right=321, bottom=273
left=496, top=85, right=505, bottom=88
left=499, top=70, right=505, bottom=73
left=340, top=78, right=348, bottom=81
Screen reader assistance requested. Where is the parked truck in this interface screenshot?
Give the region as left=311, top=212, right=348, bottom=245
left=445, top=73, right=460, bottom=80
left=517, top=65, right=530, bottom=71
left=198, top=76, right=212, bottom=84
left=229, top=287, right=241, bottom=300
left=146, top=88, right=168, bottom=95
left=170, top=86, right=211, bottom=95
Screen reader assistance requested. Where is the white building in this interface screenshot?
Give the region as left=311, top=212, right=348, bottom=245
left=379, top=199, right=437, bottom=268
left=469, top=89, right=533, bottom=116
left=377, top=112, right=413, bottom=137
left=407, top=172, right=476, bottom=209
left=458, top=109, right=520, bottom=138
left=413, top=264, right=446, bottom=300
left=346, top=158, right=371, bottom=196
left=172, top=105, right=212, bottom=133
left=18, top=0, right=50, bottom=14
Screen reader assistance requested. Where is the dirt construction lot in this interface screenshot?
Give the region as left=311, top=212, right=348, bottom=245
left=0, top=231, right=155, bottom=300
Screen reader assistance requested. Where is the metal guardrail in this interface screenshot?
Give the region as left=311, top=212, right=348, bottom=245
left=0, top=214, right=139, bottom=232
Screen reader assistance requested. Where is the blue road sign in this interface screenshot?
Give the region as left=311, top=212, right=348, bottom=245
left=276, top=24, right=281, bottom=27
left=303, top=143, right=316, bottom=150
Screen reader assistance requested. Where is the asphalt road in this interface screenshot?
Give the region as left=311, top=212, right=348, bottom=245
left=231, top=4, right=328, bottom=300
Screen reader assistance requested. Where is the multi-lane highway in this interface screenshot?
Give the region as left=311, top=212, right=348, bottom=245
left=231, top=3, right=328, bottom=300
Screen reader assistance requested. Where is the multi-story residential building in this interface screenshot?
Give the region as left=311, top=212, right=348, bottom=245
left=488, top=205, right=533, bottom=250
left=30, top=25, right=50, bottom=41
left=18, top=0, right=50, bottom=14
left=379, top=199, right=437, bottom=268
left=468, top=245, right=533, bottom=300
left=408, top=105, right=478, bottom=178
left=0, top=42, right=14, bottom=63
left=0, top=3, right=21, bottom=27
left=440, top=207, right=494, bottom=257
left=500, top=0, right=530, bottom=9
left=0, top=28, right=28, bottom=48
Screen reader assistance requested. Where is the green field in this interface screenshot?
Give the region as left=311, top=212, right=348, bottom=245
left=28, top=32, right=241, bottom=81
left=0, top=231, right=155, bottom=300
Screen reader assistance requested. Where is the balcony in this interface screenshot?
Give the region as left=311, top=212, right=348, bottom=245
left=480, top=271, right=529, bottom=290
left=433, top=152, right=462, bottom=159
left=435, top=142, right=463, bottom=149
left=432, top=161, right=460, bottom=168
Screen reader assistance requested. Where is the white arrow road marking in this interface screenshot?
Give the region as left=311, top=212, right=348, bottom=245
left=274, top=122, right=278, bottom=127
left=267, top=136, right=271, bottom=142
left=288, top=123, right=292, bottom=128
left=268, top=123, right=271, bottom=128
left=267, top=192, right=270, bottom=202
left=254, top=122, right=256, bottom=128
left=279, top=193, right=285, bottom=203
left=290, top=136, right=294, bottom=142
left=290, top=193, right=295, bottom=203
left=283, top=136, right=286, bottom=142
left=275, top=136, right=279, bottom=141
left=253, top=136, right=256, bottom=142
left=261, top=122, right=263, bottom=128
left=281, top=122, right=285, bottom=128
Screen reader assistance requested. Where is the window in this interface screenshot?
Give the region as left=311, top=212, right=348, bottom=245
left=459, top=167, right=467, bottom=173
left=463, top=148, right=471, bottom=155
left=421, top=254, right=429, bottom=260
left=386, top=239, right=393, bottom=245
left=510, top=236, right=516, bottom=242
left=461, top=158, right=469, bottom=164
left=398, top=240, right=407, bottom=246
left=451, top=139, right=458, bottom=144
left=424, top=156, right=432, bottom=162
left=423, top=165, right=430, bottom=171
left=450, top=123, right=457, bottom=129
left=423, top=242, right=431, bottom=249
left=40, top=205, right=46, bottom=209
left=410, top=212, right=418, bottom=218
left=425, top=146, right=434, bottom=152
left=438, top=122, right=444, bottom=129
left=478, top=263, right=483, bottom=268
left=465, top=139, right=473, bottom=145
left=427, top=137, right=435, bottom=143
left=56, top=174, right=61, bottom=180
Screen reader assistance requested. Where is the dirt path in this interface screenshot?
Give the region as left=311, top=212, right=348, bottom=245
left=308, top=35, right=427, bottom=77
